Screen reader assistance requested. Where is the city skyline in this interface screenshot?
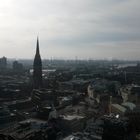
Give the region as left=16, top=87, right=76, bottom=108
left=0, top=0, right=140, bottom=60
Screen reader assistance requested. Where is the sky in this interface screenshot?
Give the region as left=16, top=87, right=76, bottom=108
left=0, top=0, right=140, bottom=60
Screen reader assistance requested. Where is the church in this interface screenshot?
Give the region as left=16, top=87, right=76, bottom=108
left=33, top=37, right=42, bottom=89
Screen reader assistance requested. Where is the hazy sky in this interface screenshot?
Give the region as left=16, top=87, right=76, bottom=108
left=0, top=0, right=140, bottom=60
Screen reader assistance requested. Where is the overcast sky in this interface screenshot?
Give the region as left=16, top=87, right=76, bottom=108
left=0, top=0, right=140, bottom=60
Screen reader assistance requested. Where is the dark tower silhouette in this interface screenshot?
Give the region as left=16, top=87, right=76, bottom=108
left=33, top=37, right=42, bottom=89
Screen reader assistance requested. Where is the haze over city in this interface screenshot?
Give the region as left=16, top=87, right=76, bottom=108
left=0, top=0, right=140, bottom=60
left=1, top=1, right=140, bottom=139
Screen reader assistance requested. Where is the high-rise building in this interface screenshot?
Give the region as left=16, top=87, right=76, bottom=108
left=0, top=56, right=7, bottom=70
left=33, top=37, right=42, bottom=89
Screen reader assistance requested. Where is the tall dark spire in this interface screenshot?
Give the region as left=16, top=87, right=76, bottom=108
left=36, top=36, right=40, bottom=55
left=33, top=37, right=42, bottom=89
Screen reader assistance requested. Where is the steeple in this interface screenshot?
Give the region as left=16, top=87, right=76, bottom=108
left=33, top=37, right=42, bottom=89
left=36, top=37, right=40, bottom=55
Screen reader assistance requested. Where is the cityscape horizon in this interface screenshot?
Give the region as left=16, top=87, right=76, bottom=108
left=0, top=0, right=140, bottom=140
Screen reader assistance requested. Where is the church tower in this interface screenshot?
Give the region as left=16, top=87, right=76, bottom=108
left=33, top=37, right=42, bottom=89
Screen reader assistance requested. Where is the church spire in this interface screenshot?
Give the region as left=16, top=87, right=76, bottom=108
left=36, top=36, right=40, bottom=55
left=33, top=37, right=42, bottom=89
